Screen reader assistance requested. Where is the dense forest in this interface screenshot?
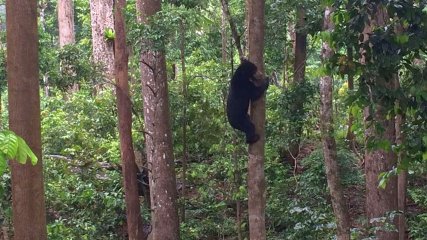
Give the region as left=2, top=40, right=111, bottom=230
left=0, top=0, right=426, bottom=239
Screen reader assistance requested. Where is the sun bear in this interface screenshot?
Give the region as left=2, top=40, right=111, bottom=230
left=226, top=59, right=269, bottom=144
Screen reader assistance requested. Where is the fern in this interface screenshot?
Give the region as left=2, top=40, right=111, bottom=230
left=0, top=130, right=38, bottom=176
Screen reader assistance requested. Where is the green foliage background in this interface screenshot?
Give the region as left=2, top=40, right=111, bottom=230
left=0, top=0, right=426, bottom=239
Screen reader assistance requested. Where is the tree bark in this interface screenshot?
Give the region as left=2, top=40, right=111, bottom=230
left=113, top=0, right=145, bottom=239
left=395, top=81, right=406, bottom=240
left=221, top=5, right=228, bottom=63
left=57, top=0, right=75, bottom=47
left=90, top=0, right=114, bottom=81
left=346, top=47, right=356, bottom=150
left=362, top=5, right=398, bottom=239
left=288, top=5, right=307, bottom=158
left=6, top=0, right=47, bottom=239
left=220, top=0, right=243, bottom=59
left=320, top=7, right=351, bottom=240
left=136, top=0, right=180, bottom=239
left=246, top=0, right=267, bottom=239
left=179, top=19, right=188, bottom=223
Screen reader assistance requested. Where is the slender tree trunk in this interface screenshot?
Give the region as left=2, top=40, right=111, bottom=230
left=179, top=19, right=188, bottom=223
left=113, top=1, right=146, bottom=239
left=58, top=0, right=78, bottom=93
left=220, top=0, right=243, bottom=59
left=221, top=6, right=228, bottom=63
left=90, top=0, right=114, bottom=82
left=288, top=6, right=307, bottom=158
left=346, top=47, right=356, bottom=149
left=395, top=81, right=407, bottom=240
left=320, top=7, right=351, bottom=240
left=246, top=0, right=267, bottom=239
left=6, top=0, right=47, bottom=239
left=58, top=0, right=75, bottom=47
left=136, top=0, right=180, bottom=239
left=396, top=114, right=406, bottom=240
left=362, top=5, right=398, bottom=239
left=282, top=22, right=289, bottom=86
left=232, top=140, right=243, bottom=240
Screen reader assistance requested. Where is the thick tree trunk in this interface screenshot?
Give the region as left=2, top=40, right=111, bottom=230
left=246, top=0, right=267, bottom=239
left=113, top=1, right=145, bottom=239
left=288, top=6, right=307, bottom=158
left=57, top=0, right=75, bottom=47
left=90, top=0, right=114, bottom=80
left=220, top=0, right=243, bottom=59
left=364, top=102, right=398, bottom=239
left=6, top=0, right=47, bottom=239
left=136, top=0, right=180, bottom=239
left=320, top=7, right=351, bottom=240
left=362, top=5, right=398, bottom=239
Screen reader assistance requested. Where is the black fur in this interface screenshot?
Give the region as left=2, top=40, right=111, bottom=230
left=226, top=59, right=269, bottom=143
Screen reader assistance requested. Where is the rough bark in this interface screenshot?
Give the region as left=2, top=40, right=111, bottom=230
left=362, top=5, right=398, bottom=239
left=288, top=5, right=307, bottom=158
left=320, top=7, right=351, bottom=240
left=246, top=0, right=267, bottom=239
left=220, top=0, right=243, bottom=59
left=90, top=0, right=114, bottom=80
left=113, top=0, right=145, bottom=239
left=364, top=102, right=398, bottom=240
left=6, top=0, right=47, bottom=238
left=136, top=0, right=180, bottom=239
left=57, top=0, right=75, bottom=47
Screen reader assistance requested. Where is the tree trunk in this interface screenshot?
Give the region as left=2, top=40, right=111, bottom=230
left=136, top=0, right=180, bottom=239
left=220, top=0, right=243, bottom=59
left=113, top=1, right=145, bottom=239
left=90, top=0, right=114, bottom=81
left=319, top=7, right=351, bottom=240
left=179, top=19, right=188, bottom=223
left=364, top=101, right=398, bottom=240
left=232, top=139, right=243, bottom=240
left=362, top=5, right=398, bottom=239
left=395, top=81, right=406, bottom=240
left=346, top=47, right=356, bottom=150
left=221, top=4, right=227, bottom=63
left=6, top=0, right=47, bottom=239
left=57, top=0, right=75, bottom=47
left=246, top=0, right=267, bottom=239
left=288, top=5, right=307, bottom=158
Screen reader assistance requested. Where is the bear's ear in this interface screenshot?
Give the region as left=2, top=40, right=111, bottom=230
left=240, top=57, right=249, bottom=63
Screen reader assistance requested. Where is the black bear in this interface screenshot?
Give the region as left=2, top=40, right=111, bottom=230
left=226, top=59, right=269, bottom=144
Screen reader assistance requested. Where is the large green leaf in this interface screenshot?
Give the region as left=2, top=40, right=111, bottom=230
left=0, top=130, right=19, bottom=159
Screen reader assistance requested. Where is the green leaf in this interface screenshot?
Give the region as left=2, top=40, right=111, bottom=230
left=0, top=131, right=19, bottom=159
left=377, top=139, right=392, bottom=152
left=378, top=172, right=387, bottom=189
left=0, top=153, right=6, bottom=176
left=0, top=131, right=38, bottom=166
left=395, top=34, right=409, bottom=44
left=350, top=105, right=361, bottom=118
left=16, top=137, right=29, bottom=164
left=104, top=28, right=115, bottom=40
